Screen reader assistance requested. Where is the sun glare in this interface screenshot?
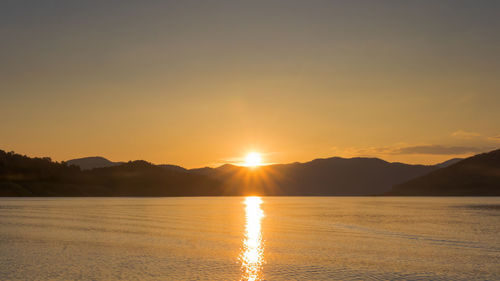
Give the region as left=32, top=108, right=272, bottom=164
left=244, top=152, right=262, bottom=167
left=240, top=196, right=264, bottom=281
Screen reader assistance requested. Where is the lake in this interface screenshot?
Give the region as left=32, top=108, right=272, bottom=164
left=1, top=197, right=500, bottom=280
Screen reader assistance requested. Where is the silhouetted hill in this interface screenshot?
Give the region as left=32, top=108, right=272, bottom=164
left=82, top=161, right=223, bottom=196
left=158, top=164, right=188, bottom=173
left=191, top=157, right=437, bottom=195
left=66, top=156, right=121, bottom=170
left=0, top=150, right=85, bottom=196
left=435, top=158, right=463, bottom=168
left=67, top=156, right=188, bottom=173
left=386, top=149, right=500, bottom=196
left=0, top=150, right=222, bottom=196
left=4, top=148, right=491, bottom=196
left=188, top=167, right=214, bottom=175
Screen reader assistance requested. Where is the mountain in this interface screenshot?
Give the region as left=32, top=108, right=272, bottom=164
left=386, top=149, right=500, bottom=196
left=81, top=161, right=222, bottom=196
left=191, top=157, right=436, bottom=195
left=1, top=151, right=86, bottom=196
left=2, top=148, right=485, bottom=197
left=66, top=157, right=121, bottom=170
left=0, top=151, right=222, bottom=196
left=434, top=158, right=463, bottom=168
left=67, top=156, right=188, bottom=173
left=158, top=164, right=188, bottom=173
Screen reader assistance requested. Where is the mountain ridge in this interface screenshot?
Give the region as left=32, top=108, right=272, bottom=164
left=1, top=149, right=497, bottom=196
left=386, top=149, right=500, bottom=196
left=66, top=156, right=121, bottom=170
left=68, top=155, right=457, bottom=171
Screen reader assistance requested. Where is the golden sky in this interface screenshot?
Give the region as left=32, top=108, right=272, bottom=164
left=1, top=1, right=499, bottom=167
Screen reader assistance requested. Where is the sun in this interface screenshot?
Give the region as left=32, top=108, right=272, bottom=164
left=244, top=152, right=262, bottom=167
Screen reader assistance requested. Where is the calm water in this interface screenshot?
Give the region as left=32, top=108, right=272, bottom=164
left=1, top=197, right=500, bottom=280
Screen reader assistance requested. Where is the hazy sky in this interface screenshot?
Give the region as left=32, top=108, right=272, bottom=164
left=1, top=0, right=499, bottom=167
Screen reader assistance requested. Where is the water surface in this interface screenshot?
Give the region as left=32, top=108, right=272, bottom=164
left=1, top=197, right=499, bottom=280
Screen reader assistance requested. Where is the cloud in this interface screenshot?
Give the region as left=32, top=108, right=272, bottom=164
left=488, top=135, right=500, bottom=142
left=451, top=130, right=482, bottom=139
left=391, top=145, right=491, bottom=155
left=451, top=130, right=500, bottom=143
left=337, top=144, right=494, bottom=157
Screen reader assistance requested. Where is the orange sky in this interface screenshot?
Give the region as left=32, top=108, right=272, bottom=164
left=1, top=1, right=499, bottom=168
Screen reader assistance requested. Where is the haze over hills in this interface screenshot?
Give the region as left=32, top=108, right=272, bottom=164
left=386, top=149, right=500, bottom=196
left=1, top=149, right=498, bottom=196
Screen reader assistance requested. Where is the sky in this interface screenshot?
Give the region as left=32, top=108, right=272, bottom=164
left=1, top=0, right=499, bottom=168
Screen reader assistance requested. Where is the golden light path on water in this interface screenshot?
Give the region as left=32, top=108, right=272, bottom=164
left=240, top=196, right=265, bottom=281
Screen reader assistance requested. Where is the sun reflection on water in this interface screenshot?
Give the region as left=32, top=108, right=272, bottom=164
left=240, top=196, right=265, bottom=281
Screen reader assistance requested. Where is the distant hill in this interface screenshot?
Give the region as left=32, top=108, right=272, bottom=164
left=157, top=164, right=188, bottom=173
left=434, top=158, right=463, bottom=168
left=3, top=148, right=491, bottom=196
left=386, top=149, right=500, bottom=196
left=66, top=157, right=121, bottom=170
left=67, top=156, right=188, bottom=173
left=191, top=157, right=436, bottom=195
left=0, top=151, right=221, bottom=196
left=81, top=161, right=222, bottom=196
